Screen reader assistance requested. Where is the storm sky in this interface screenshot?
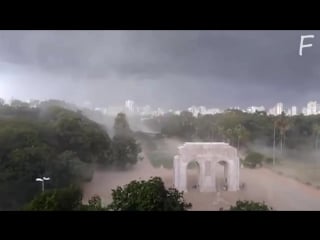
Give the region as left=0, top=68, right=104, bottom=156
left=0, top=30, right=319, bottom=110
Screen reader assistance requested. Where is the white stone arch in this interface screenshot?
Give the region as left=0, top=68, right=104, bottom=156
left=174, top=142, right=240, bottom=192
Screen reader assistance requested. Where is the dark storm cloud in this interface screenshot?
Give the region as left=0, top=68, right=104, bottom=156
left=0, top=30, right=319, bottom=110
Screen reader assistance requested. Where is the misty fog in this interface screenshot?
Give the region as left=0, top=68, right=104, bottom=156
left=3, top=30, right=320, bottom=211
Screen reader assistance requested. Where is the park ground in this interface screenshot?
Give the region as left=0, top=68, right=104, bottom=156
left=83, top=152, right=320, bottom=210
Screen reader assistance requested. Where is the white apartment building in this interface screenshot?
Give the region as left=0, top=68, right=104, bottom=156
left=125, top=100, right=135, bottom=112
left=291, top=106, right=297, bottom=116
left=276, top=102, right=284, bottom=115
left=306, top=101, right=317, bottom=115
left=247, top=106, right=265, bottom=113
left=302, top=107, right=308, bottom=115
left=188, top=106, right=200, bottom=117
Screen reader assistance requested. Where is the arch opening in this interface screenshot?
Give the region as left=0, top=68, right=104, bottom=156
left=215, top=160, right=229, bottom=192
left=187, top=161, right=200, bottom=192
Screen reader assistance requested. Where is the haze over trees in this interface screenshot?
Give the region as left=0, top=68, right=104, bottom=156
left=144, top=109, right=320, bottom=154
left=0, top=99, right=141, bottom=210
left=111, top=113, right=142, bottom=169
left=26, top=177, right=191, bottom=211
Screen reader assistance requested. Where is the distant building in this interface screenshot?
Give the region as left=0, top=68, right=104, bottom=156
left=306, top=101, right=317, bottom=115
left=302, top=107, right=308, bottom=115
left=291, top=106, right=297, bottom=116
left=206, top=108, right=221, bottom=115
left=105, top=106, right=125, bottom=116
left=276, top=102, right=283, bottom=115
left=140, top=105, right=152, bottom=116
left=125, top=100, right=135, bottom=112
left=188, top=106, right=200, bottom=117
left=267, top=106, right=276, bottom=116
left=83, top=101, right=92, bottom=109
left=287, top=109, right=292, bottom=116
left=152, top=108, right=164, bottom=117
left=247, top=106, right=265, bottom=113
left=268, top=102, right=283, bottom=116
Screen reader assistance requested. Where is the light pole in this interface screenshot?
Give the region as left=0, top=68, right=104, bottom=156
left=273, top=122, right=276, bottom=167
left=36, top=177, right=50, bottom=192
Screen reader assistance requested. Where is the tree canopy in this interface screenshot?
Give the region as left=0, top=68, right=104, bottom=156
left=24, top=186, right=107, bottom=211
left=0, top=100, right=141, bottom=210
left=111, top=113, right=142, bottom=169
left=226, top=200, right=273, bottom=211
left=107, top=177, right=192, bottom=211
left=143, top=110, right=320, bottom=153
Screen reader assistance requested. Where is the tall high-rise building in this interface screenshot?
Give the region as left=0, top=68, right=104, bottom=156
left=307, top=101, right=317, bottom=115
left=199, top=106, right=206, bottom=114
left=247, top=106, right=265, bottom=113
left=276, top=102, right=283, bottom=115
left=291, top=106, right=297, bottom=116
left=188, top=106, right=200, bottom=117
left=268, top=107, right=276, bottom=115
left=125, top=100, right=135, bottom=112
left=287, top=109, right=292, bottom=116
left=302, top=107, right=308, bottom=115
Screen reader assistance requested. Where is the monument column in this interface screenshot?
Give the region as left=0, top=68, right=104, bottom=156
left=179, top=159, right=188, bottom=192
left=174, top=155, right=180, bottom=190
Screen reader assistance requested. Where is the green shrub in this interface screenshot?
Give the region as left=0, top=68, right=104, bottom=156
left=148, top=150, right=173, bottom=169
left=228, top=200, right=273, bottom=211
left=265, top=157, right=273, bottom=164
left=243, top=152, right=264, bottom=168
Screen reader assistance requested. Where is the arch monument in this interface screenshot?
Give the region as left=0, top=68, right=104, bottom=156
left=173, top=142, right=240, bottom=192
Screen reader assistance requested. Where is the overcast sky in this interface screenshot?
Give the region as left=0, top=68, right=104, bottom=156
left=0, top=30, right=319, bottom=110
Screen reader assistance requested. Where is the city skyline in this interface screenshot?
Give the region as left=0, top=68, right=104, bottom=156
left=80, top=99, right=320, bottom=117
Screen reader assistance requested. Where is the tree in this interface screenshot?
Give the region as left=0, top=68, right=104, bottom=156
left=243, top=152, right=264, bottom=168
left=234, top=124, right=249, bottom=150
left=225, top=128, right=234, bottom=146
left=179, top=111, right=196, bottom=140
left=112, top=135, right=142, bottom=169
left=114, top=112, right=132, bottom=137
left=24, top=186, right=83, bottom=211
left=107, top=177, right=192, bottom=211
left=226, top=200, right=273, bottom=211
left=275, top=114, right=290, bottom=154
left=0, top=101, right=114, bottom=210
left=0, top=98, right=5, bottom=106
left=80, top=195, right=107, bottom=211
left=25, top=186, right=107, bottom=211
left=312, top=123, right=320, bottom=150
left=112, top=113, right=141, bottom=169
left=10, top=99, right=29, bottom=108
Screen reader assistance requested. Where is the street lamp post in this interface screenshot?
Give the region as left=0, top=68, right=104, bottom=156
left=273, top=122, right=276, bottom=167
left=35, top=177, right=50, bottom=192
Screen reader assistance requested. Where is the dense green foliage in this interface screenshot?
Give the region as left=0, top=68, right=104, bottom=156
left=111, top=113, right=142, bottom=169
left=243, top=152, right=264, bottom=168
left=25, top=186, right=107, bottom=211
left=107, top=177, right=192, bottom=211
left=25, top=186, right=83, bottom=210
left=144, top=110, right=320, bottom=152
left=227, top=200, right=273, bottom=211
left=26, top=177, right=190, bottom=211
left=0, top=100, right=141, bottom=210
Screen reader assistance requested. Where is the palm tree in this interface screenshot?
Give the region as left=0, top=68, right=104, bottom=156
left=217, top=125, right=225, bottom=142
left=272, top=119, right=276, bottom=166
left=234, top=124, right=248, bottom=151
left=275, top=114, right=289, bottom=154
left=225, top=128, right=234, bottom=146
left=312, top=123, right=320, bottom=150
